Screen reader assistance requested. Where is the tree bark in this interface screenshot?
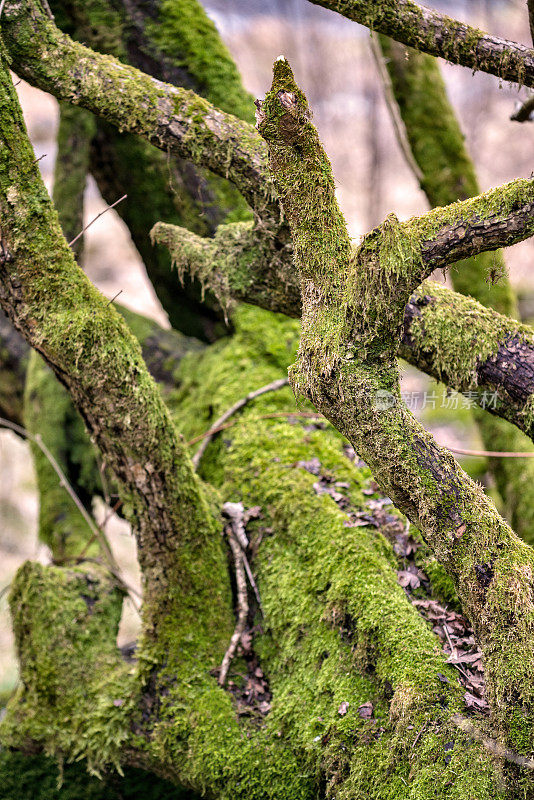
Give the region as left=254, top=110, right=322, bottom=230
left=376, top=36, right=534, bottom=543
left=257, top=58, right=534, bottom=769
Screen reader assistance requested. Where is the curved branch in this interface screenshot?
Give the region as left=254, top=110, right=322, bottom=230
left=2, top=0, right=276, bottom=220
left=415, top=182, right=534, bottom=277
left=401, top=281, right=534, bottom=441
left=307, top=0, right=534, bottom=87
left=0, top=47, right=228, bottom=646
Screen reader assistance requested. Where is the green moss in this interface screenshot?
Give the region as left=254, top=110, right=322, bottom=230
left=2, top=562, right=133, bottom=774
left=378, top=37, right=534, bottom=542
left=168, top=304, right=503, bottom=797
left=146, top=0, right=254, bottom=124
left=0, top=751, right=194, bottom=799
left=48, top=0, right=127, bottom=58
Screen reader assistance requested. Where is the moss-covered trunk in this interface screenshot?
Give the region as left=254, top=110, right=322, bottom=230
left=2, top=1, right=534, bottom=798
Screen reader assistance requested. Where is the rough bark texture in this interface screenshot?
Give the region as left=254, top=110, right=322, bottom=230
left=256, top=59, right=534, bottom=776
left=49, top=0, right=255, bottom=341
left=377, top=36, right=534, bottom=543
left=2, top=0, right=276, bottom=219
left=3, top=1, right=534, bottom=797
left=401, top=282, right=534, bottom=442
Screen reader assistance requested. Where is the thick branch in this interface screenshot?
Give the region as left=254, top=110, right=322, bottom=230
left=0, top=46, right=228, bottom=647
left=376, top=35, right=534, bottom=543
left=415, top=182, right=534, bottom=278
left=4, top=0, right=532, bottom=279
left=50, top=0, right=254, bottom=340
left=307, top=0, right=534, bottom=87
left=401, top=281, right=534, bottom=441
left=257, top=56, right=534, bottom=753
left=2, top=0, right=276, bottom=220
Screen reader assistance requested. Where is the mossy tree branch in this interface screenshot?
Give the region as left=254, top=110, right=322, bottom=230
left=4, top=0, right=533, bottom=305
left=1, top=0, right=276, bottom=221
left=153, top=217, right=534, bottom=447
left=257, top=56, right=534, bottom=755
left=376, top=36, right=534, bottom=543
left=0, top=52, right=323, bottom=792
left=0, top=40, right=231, bottom=649
left=50, top=0, right=255, bottom=341
left=400, top=282, right=534, bottom=442
left=23, top=99, right=100, bottom=563
left=306, top=0, right=534, bottom=87
left=168, top=305, right=504, bottom=797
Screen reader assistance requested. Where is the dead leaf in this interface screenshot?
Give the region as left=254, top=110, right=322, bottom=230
left=357, top=702, right=374, bottom=719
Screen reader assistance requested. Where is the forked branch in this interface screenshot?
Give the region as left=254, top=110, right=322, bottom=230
left=256, top=56, right=534, bottom=751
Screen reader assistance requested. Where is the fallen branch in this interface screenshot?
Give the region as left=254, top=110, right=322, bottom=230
left=452, top=714, right=534, bottom=770
left=218, top=515, right=249, bottom=686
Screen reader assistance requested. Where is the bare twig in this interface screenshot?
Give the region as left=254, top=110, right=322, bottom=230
left=0, top=582, right=11, bottom=602
left=369, top=33, right=424, bottom=184
left=452, top=714, right=534, bottom=770
left=76, top=497, right=123, bottom=561
left=411, top=721, right=428, bottom=749
left=67, top=193, right=127, bottom=247
left=105, top=289, right=123, bottom=307
left=0, top=417, right=140, bottom=605
left=445, top=446, right=534, bottom=458
left=192, top=377, right=289, bottom=468
left=223, top=502, right=263, bottom=613
left=511, top=93, right=534, bottom=121
left=218, top=527, right=248, bottom=686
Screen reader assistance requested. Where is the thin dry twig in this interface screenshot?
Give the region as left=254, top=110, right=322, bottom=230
left=0, top=416, right=139, bottom=607
left=68, top=193, right=127, bottom=248
left=411, top=721, right=428, bottom=749
left=369, top=33, right=424, bottom=185
left=105, top=289, right=123, bottom=307
left=218, top=528, right=248, bottom=686
left=446, top=446, right=534, bottom=458
left=223, top=502, right=263, bottom=614
left=189, top=408, right=534, bottom=460
left=192, top=377, right=289, bottom=468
